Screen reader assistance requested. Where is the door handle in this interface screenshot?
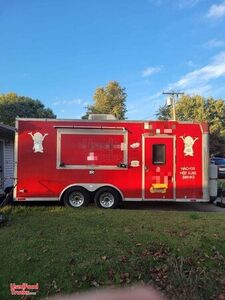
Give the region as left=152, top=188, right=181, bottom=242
left=145, top=166, right=149, bottom=172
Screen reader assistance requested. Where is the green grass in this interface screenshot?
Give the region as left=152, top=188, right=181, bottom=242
left=0, top=205, right=225, bottom=300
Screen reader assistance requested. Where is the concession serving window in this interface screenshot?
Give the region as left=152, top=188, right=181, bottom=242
left=56, top=128, right=128, bottom=169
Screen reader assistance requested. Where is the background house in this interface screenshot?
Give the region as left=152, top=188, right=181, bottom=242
left=0, top=124, right=15, bottom=194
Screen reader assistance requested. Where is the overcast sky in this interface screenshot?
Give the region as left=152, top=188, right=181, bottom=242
left=1, top=0, right=225, bottom=119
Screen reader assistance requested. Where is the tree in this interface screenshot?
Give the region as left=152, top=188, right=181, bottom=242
left=0, top=93, right=56, bottom=126
left=156, top=94, right=225, bottom=156
left=83, top=81, right=127, bottom=119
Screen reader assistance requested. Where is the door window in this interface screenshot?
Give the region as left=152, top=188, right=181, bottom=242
left=152, top=144, right=165, bottom=165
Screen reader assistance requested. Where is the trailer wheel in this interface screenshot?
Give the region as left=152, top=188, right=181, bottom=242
left=63, top=187, right=90, bottom=208
left=94, top=187, right=121, bottom=209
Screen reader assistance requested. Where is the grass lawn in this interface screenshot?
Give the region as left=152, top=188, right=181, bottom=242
left=0, top=204, right=225, bottom=300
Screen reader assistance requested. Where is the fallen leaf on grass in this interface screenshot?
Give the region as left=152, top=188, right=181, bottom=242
left=141, top=249, right=150, bottom=257
left=178, top=231, right=190, bottom=238
left=51, top=280, right=57, bottom=289
left=119, top=272, right=131, bottom=284
left=119, top=255, right=128, bottom=263
left=150, top=265, right=168, bottom=286
left=91, top=280, right=99, bottom=287
left=108, top=268, right=116, bottom=279
left=213, top=233, right=220, bottom=239
left=153, top=247, right=169, bottom=259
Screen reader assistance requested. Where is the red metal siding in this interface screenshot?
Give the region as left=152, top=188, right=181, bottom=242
left=175, top=124, right=203, bottom=199
left=15, top=119, right=208, bottom=202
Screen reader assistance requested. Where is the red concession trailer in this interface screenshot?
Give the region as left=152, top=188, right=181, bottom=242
left=14, top=118, right=209, bottom=208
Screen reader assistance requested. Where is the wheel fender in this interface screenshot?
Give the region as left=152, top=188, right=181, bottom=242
left=59, top=183, right=124, bottom=202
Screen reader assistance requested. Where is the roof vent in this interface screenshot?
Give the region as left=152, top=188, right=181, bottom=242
left=88, top=114, right=117, bottom=120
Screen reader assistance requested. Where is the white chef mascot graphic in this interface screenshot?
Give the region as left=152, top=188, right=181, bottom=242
left=180, top=136, right=198, bottom=157
left=28, top=132, right=48, bottom=153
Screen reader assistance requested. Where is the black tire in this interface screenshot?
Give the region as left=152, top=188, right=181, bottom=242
left=94, top=187, right=121, bottom=209
left=63, top=187, right=90, bottom=208
left=210, top=196, right=217, bottom=203
left=4, top=186, right=13, bottom=204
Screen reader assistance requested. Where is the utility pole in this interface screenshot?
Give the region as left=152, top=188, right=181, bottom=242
left=162, top=91, right=184, bottom=121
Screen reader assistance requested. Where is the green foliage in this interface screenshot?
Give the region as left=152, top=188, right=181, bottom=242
left=156, top=95, right=225, bottom=156
left=156, top=104, right=171, bottom=120
left=83, top=81, right=127, bottom=120
left=0, top=93, right=56, bottom=126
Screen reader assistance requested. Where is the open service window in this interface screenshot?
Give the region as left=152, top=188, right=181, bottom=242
left=56, top=128, right=128, bottom=169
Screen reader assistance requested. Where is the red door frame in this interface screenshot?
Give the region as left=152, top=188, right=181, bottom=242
left=142, top=135, right=175, bottom=200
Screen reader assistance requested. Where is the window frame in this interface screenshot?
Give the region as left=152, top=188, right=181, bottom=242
left=152, top=144, right=166, bottom=165
left=56, top=128, right=128, bottom=170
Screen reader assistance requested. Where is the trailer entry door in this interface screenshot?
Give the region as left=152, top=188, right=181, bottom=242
left=144, top=137, right=174, bottom=200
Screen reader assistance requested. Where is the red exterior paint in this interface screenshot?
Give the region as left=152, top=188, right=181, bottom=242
left=14, top=119, right=209, bottom=202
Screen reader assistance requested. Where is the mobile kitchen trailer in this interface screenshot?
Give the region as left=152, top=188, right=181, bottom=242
left=14, top=117, right=209, bottom=208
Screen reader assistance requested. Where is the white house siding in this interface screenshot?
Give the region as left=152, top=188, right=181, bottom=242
left=4, top=138, right=14, bottom=189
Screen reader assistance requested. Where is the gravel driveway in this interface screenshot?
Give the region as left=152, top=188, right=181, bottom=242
left=122, top=201, right=225, bottom=212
